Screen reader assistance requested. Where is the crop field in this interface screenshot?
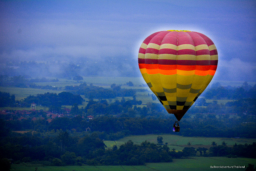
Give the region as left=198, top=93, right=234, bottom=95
left=11, top=157, right=256, bottom=171
left=0, top=86, right=63, bottom=101
left=35, top=77, right=145, bottom=87
left=0, top=77, right=243, bottom=106
left=104, top=134, right=256, bottom=151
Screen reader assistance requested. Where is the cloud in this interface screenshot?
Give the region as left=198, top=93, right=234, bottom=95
left=215, top=58, right=256, bottom=81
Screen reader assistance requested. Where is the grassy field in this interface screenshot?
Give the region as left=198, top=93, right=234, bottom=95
left=0, top=86, right=63, bottom=101
left=11, top=157, right=256, bottom=171
left=35, top=77, right=145, bottom=87
left=104, top=134, right=256, bottom=151
left=0, top=77, right=245, bottom=106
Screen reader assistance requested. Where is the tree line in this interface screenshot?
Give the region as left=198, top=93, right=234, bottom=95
left=2, top=113, right=256, bottom=140
left=203, top=82, right=256, bottom=100
left=65, top=83, right=136, bottom=99
left=0, top=131, right=255, bottom=167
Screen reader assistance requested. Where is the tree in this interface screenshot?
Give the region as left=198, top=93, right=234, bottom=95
left=76, top=157, right=84, bottom=166
left=183, top=147, right=196, bottom=157
left=61, top=151, right=76, bottom=165
left=70, top=103, right=80, bottom=114
left=52, top=158, right=62, bottom=166
left=58, top=131, right=71, bottom=149
left=245, top=164, right=255, bottom=171
left=157, top=136, right=163, bottom=144
left=0, top=158, right=11, bottom=171
left=222, top=141, right=227, bottom=146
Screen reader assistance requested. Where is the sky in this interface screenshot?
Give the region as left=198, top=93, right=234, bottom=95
left=0, top=0, right=256, bottom=82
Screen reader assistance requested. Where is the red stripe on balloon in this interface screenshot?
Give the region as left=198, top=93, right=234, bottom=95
left=177, top=32, right=195, bottom=45
left=210, top=50, right=218, bottom=55
left=145, top=48, right=159, bottom=54
left=177, top=49, right=196, bottom=55
left=158, top=49, right=177, bottom=55
left=148, top=31, right=170, bottom=45
left=139, top=48, right=146, bottom=54
left=194, top=32, right=214, bottom=46
left=196, top=49, right=210, bottom=55
left=140, top=59, right=218, bottom=66
left=143, top=32, right=161, bottom=44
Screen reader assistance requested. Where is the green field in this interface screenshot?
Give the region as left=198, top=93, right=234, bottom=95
left=0, top=77, right=247, bottom=106
left=35, top=77, right=145, bottom=87
left=11, top=157, right=256, bottom=171
left=104, top=134, right=256, bottom=151
left=0, top=86, right=63, bottom=101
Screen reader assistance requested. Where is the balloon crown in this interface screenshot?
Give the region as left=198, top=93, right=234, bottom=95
left=167, top=30, right=191, bottom=32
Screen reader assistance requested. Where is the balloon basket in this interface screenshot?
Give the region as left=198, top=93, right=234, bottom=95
left=173, top=121, right=180, bottom=132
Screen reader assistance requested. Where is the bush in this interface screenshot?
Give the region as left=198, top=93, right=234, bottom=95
left=52, top=158, right=62, bottom=166
left=76, top=156, right=84, bottom=166
left=0, top=158, right=11, bottom=171
left=38, top=161, right=52, bottom=166
left=22, top=157, right=31, bottom=163
left=61, top=151, right=76, bottom=165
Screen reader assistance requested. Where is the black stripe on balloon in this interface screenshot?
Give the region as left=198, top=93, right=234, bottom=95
left=193, top=96, right=199, bottom=101
left=157, top=97, right=163, bottom=104
left=158, top=96, right=167, bottom=101
left=183, top=106, right=190, bottom=110
left=169, top=105, right=176, bottom=110
left=177, top=101, right=186, bottom=106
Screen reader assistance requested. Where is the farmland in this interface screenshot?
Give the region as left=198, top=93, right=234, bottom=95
left=104, top=134, right=256, bottom=151
left=11, top=157, right=256, bottom=171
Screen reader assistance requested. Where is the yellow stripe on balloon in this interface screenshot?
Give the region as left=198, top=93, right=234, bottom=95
left=196, top=55, right=210, bottom=60
left=147, top=43, right=160, bottom=49
left=176, top=55, right=196, bottom=60
left=195, top=44, right=209, bottom=51
left=138, top=53, right=145, bottom=59
left=209, top=44, right=217, bottom=51
left=145, top=53, right=158, bottom=59
left=177, top=44, right=195, bottom=50
left=158, top=54, right=177, bottom=60
left=177, top=70, right=195, bottom=76
left=210, top=55, right=218, bottom=60
left=140, top=43, right=147, bottom=49
left=160, top=44, right=177, bottom=50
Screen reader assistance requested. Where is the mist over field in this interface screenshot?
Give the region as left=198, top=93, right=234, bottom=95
left=1, top=0, right=256, bottom=82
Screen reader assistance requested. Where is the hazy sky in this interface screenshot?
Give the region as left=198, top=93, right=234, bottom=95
left=1, top=0, right=256, bottom=81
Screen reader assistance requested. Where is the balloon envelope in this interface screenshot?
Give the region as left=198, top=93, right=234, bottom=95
left=138, top=30, right=218, bottom=121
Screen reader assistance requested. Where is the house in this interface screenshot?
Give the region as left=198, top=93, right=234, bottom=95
left=47, top=119, right=53, bottom=123
left=18, top=116, right=27, bottom=121
left=87, top=115, right=94, bottom=120
left=64, top=108, right=71, bottom=114
left=31, top=103, right=36, bottom=110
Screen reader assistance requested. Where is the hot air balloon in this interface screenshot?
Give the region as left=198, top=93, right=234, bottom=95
left=138, top=30, right=218, bottom=132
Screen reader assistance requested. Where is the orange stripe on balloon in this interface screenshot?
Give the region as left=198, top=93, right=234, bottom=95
left=147, top=69, right=159, bottom=74
left=145, top=64, right=158, bottom=69
left=159, top=69, right=177, bottom=75
left=196, top=65, right=211, bottom=71
left=140, top=69, right=147, bottom=74
left=195, top=70, right=208, bottom=76
left=139, top=64, right=146, bottom=69
left=208, top=70, right=216, bottom=76
left=159, top=65, right=176, bottom=70
left=176, top=65, right=196, bottom=71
